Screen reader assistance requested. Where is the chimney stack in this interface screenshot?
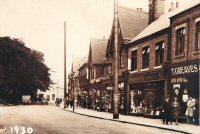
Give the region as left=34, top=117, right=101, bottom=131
left=169, top=2, right=175, bottom=11
left=148, top=0, right=165, bottom=24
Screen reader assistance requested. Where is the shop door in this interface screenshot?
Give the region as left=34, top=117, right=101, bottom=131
left=144, top=89, right=156, bottom=114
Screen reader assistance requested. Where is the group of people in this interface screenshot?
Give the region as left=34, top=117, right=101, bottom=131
left=162, top=96, right=199, bottom=125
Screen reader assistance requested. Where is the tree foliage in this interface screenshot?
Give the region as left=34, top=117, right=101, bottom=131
left=0, top=37, right=52, bottom=104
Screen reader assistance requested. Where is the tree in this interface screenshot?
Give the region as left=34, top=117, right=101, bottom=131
left=0, top=37, right=53, bottom=104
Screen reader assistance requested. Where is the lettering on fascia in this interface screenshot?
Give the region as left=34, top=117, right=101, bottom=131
left=171, top=64, right=199, bottom=75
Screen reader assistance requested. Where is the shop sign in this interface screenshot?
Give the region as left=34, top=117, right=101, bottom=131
left=171, top=64, right=199, bottom=76
left=144, top=73, right=159, bottom=81
left=171, top=77, right=188, bottom=83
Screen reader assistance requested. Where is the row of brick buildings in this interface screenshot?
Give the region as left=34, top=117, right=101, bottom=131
left=68, top=0, right=200, bottom=125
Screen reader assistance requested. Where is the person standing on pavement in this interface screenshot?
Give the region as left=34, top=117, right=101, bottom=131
left=185, top=97, right=195, bottom=124
left=171, top=97, right=180, bottom=125
left=162, top=97, right=171, bottom=125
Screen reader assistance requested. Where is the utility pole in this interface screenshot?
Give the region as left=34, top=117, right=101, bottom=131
left=64, top=21, right=67, bottom=109
left=113, top=0, right=119, bottom=119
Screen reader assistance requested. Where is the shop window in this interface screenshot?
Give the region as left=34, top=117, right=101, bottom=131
left=104, top=65, right=112, bottom=75
left=155, top=41, right=164, bottom=66
left=142, top=46, right=150, bottom=69
left=107, top=66, right=112, bottom=74
left=195, top=21, right=200, bottom=50
left=131, top=50, right=137, bottom=71
left=176, top=27, right=185, bottom=55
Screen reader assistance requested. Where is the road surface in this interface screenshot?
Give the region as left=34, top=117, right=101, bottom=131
left=0, top=105, right=182, bottom=134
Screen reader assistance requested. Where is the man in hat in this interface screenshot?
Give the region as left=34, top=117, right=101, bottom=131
left=162, top=96, right=171, bottom=125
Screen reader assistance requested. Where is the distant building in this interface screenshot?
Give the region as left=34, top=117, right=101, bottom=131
left=37, top=86, right=63, bottom=104
left=68, top=56, right=84, bottom=107
left=88, top=38, right=108, bottom=110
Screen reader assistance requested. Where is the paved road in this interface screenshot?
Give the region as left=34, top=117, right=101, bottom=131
left=0, top=105, right=182, bottom=134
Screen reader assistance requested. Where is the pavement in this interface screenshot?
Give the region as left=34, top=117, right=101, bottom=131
left=65, top=107, right=200, bottom=134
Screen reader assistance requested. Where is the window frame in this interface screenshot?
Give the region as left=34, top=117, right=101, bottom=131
left=155, top=41, right=164, bottom=66
left=142, top=46, right=150, bottom=69
left=131, top=50, right=137, bottom=71
left=91, top=66, right=95, bottom=79
left=175, top=27, right=185, bottom=56
left=195, top=21, right=200, bottom=51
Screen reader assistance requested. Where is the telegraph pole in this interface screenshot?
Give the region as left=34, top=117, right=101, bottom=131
left=64, top=21, right=67, bottom=108
left=113, top=0, right=119, bottom=119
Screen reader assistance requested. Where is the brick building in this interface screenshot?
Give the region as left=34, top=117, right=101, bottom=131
left=88, top=38, right=108, bottom=110
left=78, top=57, right=89, bottom=108
left=68, top=57, right=83, bottom=107
left=106, top=6, right=148, bottom=114
left=128, top=0, right=168, bottom=117
left=169, top=1, right=200, bottom=125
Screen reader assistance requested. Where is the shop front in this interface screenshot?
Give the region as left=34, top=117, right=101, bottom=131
left=128, top=71, right=166, bottom=118
left=170, top=62, right=200, bottom=125
left=101, top=76, right=113, bottom=112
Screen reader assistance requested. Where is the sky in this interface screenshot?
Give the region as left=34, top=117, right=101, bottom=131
left=0, top=0, right=194, bottom=88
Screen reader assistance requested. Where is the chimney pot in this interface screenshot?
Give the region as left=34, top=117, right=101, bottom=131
left=176, top=2, right=179, bottom=8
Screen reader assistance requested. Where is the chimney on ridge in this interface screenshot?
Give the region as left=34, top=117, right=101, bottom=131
left=148, top=0, right=165, bottom=24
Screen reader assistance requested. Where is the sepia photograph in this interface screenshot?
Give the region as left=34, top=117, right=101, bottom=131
left=0, top=0, right=200, bottom=133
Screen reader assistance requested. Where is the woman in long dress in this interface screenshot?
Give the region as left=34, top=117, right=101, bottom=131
left=185, top=97, right=195, bottom=124
left=171, top=97, right=180, bottom=125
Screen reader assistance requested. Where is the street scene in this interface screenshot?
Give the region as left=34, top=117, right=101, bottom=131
left=0, top=0, right=200, bottom=134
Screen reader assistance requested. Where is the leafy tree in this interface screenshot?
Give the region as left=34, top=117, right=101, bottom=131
left=0, top=37, right=52, bottom=104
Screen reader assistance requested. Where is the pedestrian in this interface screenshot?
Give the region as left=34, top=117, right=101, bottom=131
left=162, top=97, right=171, bottom=125
left=83, top=99, right=86, bottom=108
left=185, top=97, right=195, bottom=124
left=171, top=97, right=180, bottom=125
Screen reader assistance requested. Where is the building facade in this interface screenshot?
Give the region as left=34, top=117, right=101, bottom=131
left=169, top=2, right=200, bottom=125
left=88, top=38, right=108, bottom=110
left=106, top=6, right=148, bottom=114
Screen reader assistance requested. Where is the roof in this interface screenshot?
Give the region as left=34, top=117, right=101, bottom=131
left=130, top=0, right=200, bottom=43
left=90, top=38, right=108, bottom=64
left=118, top=6, right=148, bottom=40
left=72, top=57, right=84, bottom=72
left=79, top=56, right=88, bottom=69
left=170, top=0, right=200, bottom=18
